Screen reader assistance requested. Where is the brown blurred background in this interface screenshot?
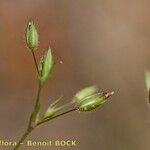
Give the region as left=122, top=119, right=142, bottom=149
left=0, top=0, right=150, bottom=149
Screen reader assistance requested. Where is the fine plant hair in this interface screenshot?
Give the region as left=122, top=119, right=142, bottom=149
left=13, top=20, right=114, bottom=150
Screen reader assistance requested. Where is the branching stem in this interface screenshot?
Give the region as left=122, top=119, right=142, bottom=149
left=13, top=52, right=76, bottom=150
left=13, top=108, right=76, bottom=150
left=13, top=51, right=41, bottom=150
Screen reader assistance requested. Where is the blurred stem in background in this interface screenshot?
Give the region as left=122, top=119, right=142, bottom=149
left=145, top=71, right=150, bottom=104
left=13, top=20, right=114, bottom=150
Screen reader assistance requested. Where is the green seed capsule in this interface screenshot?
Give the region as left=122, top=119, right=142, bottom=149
left=26, top=20, right=38, bottom=51
left=77, top=92, right=114, bottom=112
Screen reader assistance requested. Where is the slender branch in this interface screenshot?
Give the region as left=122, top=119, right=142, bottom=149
left=14, top=52, right=41, bottom=150
left=13, top=108, right=76, bottom=150
left=14, top=81, right=42, bottom=150
left=31, top=50, right=41, bottom=118
left=14, top=47, right=77, bottom=150
left=34, top=81, right=41, bottom=109
left=28, top=81, right=42, bottom=128
left=31, top=51, right=40, bottom=75
left=36, top=108, right=77, bottom=127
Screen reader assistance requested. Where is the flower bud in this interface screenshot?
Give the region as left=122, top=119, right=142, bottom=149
left=74, top=86, right=114, bottom=112
left=145, top=71, right=150, bottom=91
left=43, top=96, right=63, bottom=119
left=43, top=107, right=57, bottom=119
left=26, top=20, right=38, bottom=51
left=39, top=47, right=54, bottom=85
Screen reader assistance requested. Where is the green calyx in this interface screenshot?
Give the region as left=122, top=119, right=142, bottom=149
left=74, top=86, right=114, bottom=112
left=26, top=20, right=38, bottom=51
left=77, top=91, right=114, bottom=112
left=39, top=48, right=54, bottom=85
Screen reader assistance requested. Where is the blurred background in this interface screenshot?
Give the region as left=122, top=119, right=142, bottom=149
left=0, top=0, right=150, bottom=149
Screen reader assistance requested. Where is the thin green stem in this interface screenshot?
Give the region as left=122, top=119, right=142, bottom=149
left=13, top=50, right=76, bottom=150
left=34, top=81, right=41, bottom=109
left=28, top=51, right=41, bottom=128
left=28, top=81, right=42, bottom=128
left=31, top=51, right=40, bottom=75
left=13, top=82, right=42, bottom=150
left=13, top=108, right=76, bottom=150
left=13, top=51, right=41, bottom=150
left=36, top=108, right=77, bottom=127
